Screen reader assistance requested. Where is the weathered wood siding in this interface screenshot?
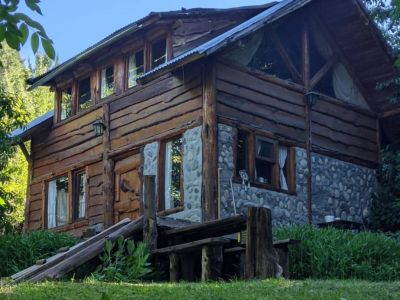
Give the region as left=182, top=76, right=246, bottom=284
left=27, top=66, right=203, bottom=233
left=216, top=61, right=378, bottom=164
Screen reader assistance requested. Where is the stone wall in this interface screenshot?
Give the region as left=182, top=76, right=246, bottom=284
left=218, top=124, right=376, bottom=226
left=142, top=126, right=203, bottom=222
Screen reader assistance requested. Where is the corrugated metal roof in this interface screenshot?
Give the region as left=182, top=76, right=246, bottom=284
left=10, top=110, right=54, bottom=139
left=139, top=0, right=311, bottom=81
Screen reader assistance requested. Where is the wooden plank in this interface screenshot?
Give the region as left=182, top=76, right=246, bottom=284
left=152, top=237, right=230, bottom=255
left=202, top=59, right=218, bottom=221
left=143, top=175, right=157, bottom=250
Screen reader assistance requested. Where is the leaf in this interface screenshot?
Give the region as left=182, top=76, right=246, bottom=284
left=31, top=32, right=39, bottom=53
left=5, top=30, right=20, bottom=50
left=25, top=0, right=42, bottom=15
left=0, top=25, right=5, bottom=42
left=41, top=37, right=55, bottom=60
left=19, top=23, right=29, bottom=45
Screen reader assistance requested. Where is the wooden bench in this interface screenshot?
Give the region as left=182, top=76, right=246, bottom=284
left=152, top=237, right=231, bottom=282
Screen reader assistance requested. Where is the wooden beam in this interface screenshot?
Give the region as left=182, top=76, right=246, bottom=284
left=379, top=107, right=400, bottom=119
left=143, top=175, right=157, bottom=251
left=267, top=28, right=303, bottom=84
left=202, top=58, right=218, bottom=221
left=310, top=55, right=338, bottom=90
left=18, top=142, right=31, bottom=162
left=102, top=103, right=115, bottom=228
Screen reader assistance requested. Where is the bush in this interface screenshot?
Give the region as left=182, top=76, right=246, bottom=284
left=92, top=236, right=152, bottom=282
left=275, top=225, right=400, bottom=281
left=0, top=230, right=78, bottom=277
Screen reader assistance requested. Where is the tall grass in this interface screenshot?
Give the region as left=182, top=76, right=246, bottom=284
left=275, top=225, right=400, bottom=281
left=0, top=230, right=78, bottom=277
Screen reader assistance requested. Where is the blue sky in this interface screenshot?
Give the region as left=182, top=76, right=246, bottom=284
left=20, top=0, right=274, bottom=64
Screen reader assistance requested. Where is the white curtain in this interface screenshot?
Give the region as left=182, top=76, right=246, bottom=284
left=47, top=180, right=57, bottom=228
left=223, top=30, right=263, bottom=66
left=128, top=55, right=138, bottom=88
left=56, top=186, right=68, bottom=226
left=79, top=174, right=86, bottom=219
left=164, top=142, right=173, bottom=210
left=278, top=146, right=288, bottom=191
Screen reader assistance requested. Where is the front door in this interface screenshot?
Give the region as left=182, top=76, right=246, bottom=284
left=114, top=154, right=141, bottom=223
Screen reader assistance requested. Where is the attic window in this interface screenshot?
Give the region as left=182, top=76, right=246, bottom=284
left=127, top=50, right=144, bottom=88
left=60, top=87, right=72, bottom=121
left=151, top=38, right=167, bottom=69
left=78, top=77, right=91, bottom=111
left=100, top=65, right=114, bottom=99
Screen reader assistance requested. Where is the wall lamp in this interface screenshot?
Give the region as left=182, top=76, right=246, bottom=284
left=305, top=91, right=320, bottom=107
left=93, top=117, right=106, bottom=136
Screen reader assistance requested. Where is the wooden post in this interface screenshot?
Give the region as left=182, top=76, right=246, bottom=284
left=202, top=58, right=218, bottom=221
left=169, top=253, right=179, bottom=282
left=201, top=244, right=223, bottom=281
left=19, top=142, right=32, bottom=232
left=302, top=24, right=313, bottom=224
left=245, top=207, right=276, bottom=279
left=143, top=175, right=157, bottom=250
left=103, top=103, right=115, bottom=228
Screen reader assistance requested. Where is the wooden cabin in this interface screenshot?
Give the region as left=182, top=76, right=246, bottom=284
left=13, top=0, right=399, bottom=236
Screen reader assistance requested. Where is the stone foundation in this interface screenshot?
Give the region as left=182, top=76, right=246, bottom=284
left=217, top=124, right=376, bottom=226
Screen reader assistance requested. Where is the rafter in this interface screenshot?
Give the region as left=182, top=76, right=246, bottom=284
left=310, top=55, right=338, bottom=90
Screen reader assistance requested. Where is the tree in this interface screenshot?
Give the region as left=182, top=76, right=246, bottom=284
left=0, top=0, right=55, bottom=59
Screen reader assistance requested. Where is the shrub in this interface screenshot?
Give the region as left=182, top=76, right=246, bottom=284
left=275, top=225, right=400, bottom=281
left=0, top=230, right=78, bottom=277
left=92, top=236, right=152, bottom=282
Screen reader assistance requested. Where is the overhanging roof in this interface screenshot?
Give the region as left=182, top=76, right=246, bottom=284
left=10, top=110, right=54, bottom=141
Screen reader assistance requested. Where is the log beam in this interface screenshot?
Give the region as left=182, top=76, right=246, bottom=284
left=143, top=175, right=157, bottom=250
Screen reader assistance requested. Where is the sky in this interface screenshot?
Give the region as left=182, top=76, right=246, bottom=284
left=19, top=0, right=275, bottom=64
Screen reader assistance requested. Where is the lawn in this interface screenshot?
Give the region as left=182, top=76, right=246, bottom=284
left=1, top=279, right=399, bottom=300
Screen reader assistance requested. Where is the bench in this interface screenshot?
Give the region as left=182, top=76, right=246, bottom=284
left=152, top=237, right=231, bottom=281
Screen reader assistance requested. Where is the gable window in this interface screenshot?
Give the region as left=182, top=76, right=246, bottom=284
left=46, top=170, right=87, bottom=228
left=78, top=77, right=91, bottom=111
left=100, top=65, right=114, bottom=99
left=235, top=130, right=294, bottom=193
left=127, top=50, right=144, bottom=88
left=151, top=38, right=167, bottom=69
left=47, top=176, right=69, bottom=228
left=161, top=136, right=183, bottom=211
left=60, top=87, right=72, bottom=121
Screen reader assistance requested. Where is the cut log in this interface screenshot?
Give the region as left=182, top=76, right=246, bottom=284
left=12, top=218, right=131, bottom=283
left=28, top=217, right=143, bottom=282
left=143, top=175, right=157, bottom=250
left=201, top=244, right=223, bottom=281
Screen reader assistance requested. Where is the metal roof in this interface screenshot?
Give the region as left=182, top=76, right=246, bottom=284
left=10, top=110, right=54, bottom=140
left=139, top=0, right=311, bottom=81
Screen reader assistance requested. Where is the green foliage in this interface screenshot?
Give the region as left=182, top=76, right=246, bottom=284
left=0, top=230, right=78, bottom=277
left=93, top=236, right=152, bottom=282
left=275, top=225, right=400, bottom=281
left=371, top=146, right=400, bottom=232
left=0, top=0, right=55, bottom=59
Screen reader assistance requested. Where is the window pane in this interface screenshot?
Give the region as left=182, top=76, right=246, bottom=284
left=164, top=137, right=182, bottom=209
left=128, top=50, right=144, bottom=88
left=75, top=173, right=86, bottom=219
left=60, top=87, right=72, bottom=120
left=152, top=39, right=167, bottom=69
left=78, top=77, right=91, bottom=111
left=255, top=159, right=273, bottom=185
left=256, top=139, right=274, bottom=159
left=236, top=131, right=247, bottom=177
left=47, top=176, right=69, bottom=228
left=100, top=66, right=114, bottom=98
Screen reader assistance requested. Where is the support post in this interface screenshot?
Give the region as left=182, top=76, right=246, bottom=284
left=202, top=58, right=218, bottom=221
left=19, top=142, right=32, bottom=232
left=143, top=175, right=157, bottom=250
left=102, top=103, right=115, bottom=228
left=245, top=207, right=276, bottom=279
left=169, top=253, right=179, bottom=282
left=201, top=244, right=223, bottom=281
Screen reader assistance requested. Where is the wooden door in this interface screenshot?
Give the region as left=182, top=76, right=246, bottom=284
left=114, top=154, right=141, bottom=223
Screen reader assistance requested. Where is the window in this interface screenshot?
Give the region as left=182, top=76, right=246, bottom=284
left=78, top=77, right=91, bottom=111
left=60, top=87, right=72, bottom=121
left=47, top=176, right=69, bottom=228
left=74, top=171, right=87, bottom=219
left=151, top=38, right=167, bottom=69
left=127, top=50, right=144, bottom=88
left=46, top=170, right=87, bottom=228
left=100, top=65, right=114, bottom=99
left=235, top=130, right=294, bottom=192
left=162, top=137, right=183, bottom=211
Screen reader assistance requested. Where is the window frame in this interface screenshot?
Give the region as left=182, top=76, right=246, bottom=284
left=157, top=136, right=184, bottom=215
left=99, top=63, right=116, bottom=100
left=125, top=48, right=145, bottom=90
left=44, top=168, right=88, bottom=229
left=76, top=75, right=92, bottom=112
left=234, top=128, right=296, bottom=194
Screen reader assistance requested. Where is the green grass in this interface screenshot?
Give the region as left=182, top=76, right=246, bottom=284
left=1, top=279, right=399, bottom=300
